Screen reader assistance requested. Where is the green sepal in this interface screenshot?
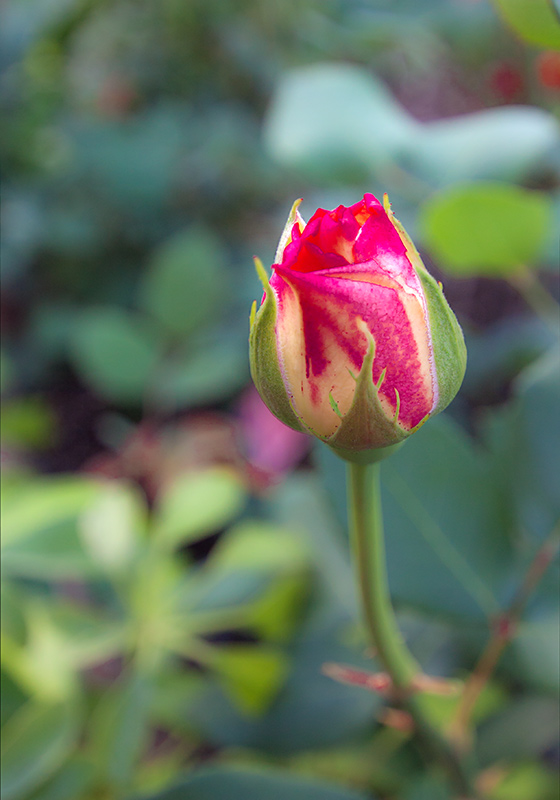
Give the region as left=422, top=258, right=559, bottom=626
left=326, top=323, right=410, bottom=463
left=274, top=199, right=304, bottom=264
left=417, top=270, right=467, bottom=415
left=249, top=259, right=305, bottom=433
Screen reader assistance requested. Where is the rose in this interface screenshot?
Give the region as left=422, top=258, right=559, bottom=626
left=249, top=193, right=466, bottom=463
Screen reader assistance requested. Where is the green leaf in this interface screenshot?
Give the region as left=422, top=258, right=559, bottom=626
left=476, top=695, right=560, bottom=766
left=318, top=415, right=512, bottom=620
left=421, top=183, right=552, bottom=277
left=488, top=761, right=559, bottom=800
left=153, top=467, right=246, bottom=549
left=404, top=775, right=451, bottom=800
left=1, top=477, right=105, bottom=579
left=186, top=521, right=309, bottom=641
left=70, top=307, right=163, bottom=404
left=26, top=759, right=95, bottom=800
left=208, top=520, right=308, bottom=573
left=383, top=418, right=513, bottom=619
left=139, top=227, right=226, bottom=338
left=78, top=481, right=147, bottom=572
left=88, top=671, right=152, bottom=791
left=415, top=108, right=560, bottom=187
left=481, top=348, right=560, bottom=540
left=271, top=472, right=357, bottom=616
left=1, top=701, right=79, bottom=800
left=155, top=338, right=248, bottom=410
left=493, top=0, right=560, bottom=49
left=0, top=669, right=28, bottom=728
left=139, top=766, right=371, bottom=800
left=74, top=106, right=185, bottom=208
left=206, top=645, right=290, bottom=715
left=1, top=397, right=56, bottom=450
left=187, top=605, right=380, bottom=753
left=263, top=63, right=415, bottom=181
left=510, top=613, right=560, bottom=692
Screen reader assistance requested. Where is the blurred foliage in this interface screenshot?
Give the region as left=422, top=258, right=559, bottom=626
left=1, top=0, right=559, bottom=798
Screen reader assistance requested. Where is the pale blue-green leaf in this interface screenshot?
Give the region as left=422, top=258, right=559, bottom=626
left=415, top=107, right=560, bottom=187
left=263, top=63, right=416, bottom=180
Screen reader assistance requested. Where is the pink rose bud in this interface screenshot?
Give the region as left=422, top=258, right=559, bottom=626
left=249, top=194, right=466, bottom=463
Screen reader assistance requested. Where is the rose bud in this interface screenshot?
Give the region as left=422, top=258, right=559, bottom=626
left=249, top=193, right=466, bottom=463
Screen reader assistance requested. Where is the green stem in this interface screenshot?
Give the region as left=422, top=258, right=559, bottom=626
left=347, top=462, right=478, bottom=798
left=348, top=461, right=417, bottom=688
left=508, top=268, right=560, bottom=335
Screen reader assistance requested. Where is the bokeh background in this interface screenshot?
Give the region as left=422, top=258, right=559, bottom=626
left=1, top=1, right=559, bottom=799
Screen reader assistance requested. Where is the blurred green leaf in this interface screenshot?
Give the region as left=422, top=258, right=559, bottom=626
left=404, top=775, right=451, bottom=800
left=1, top=477, right=147, bottom=580
left=264, top=63, right=415, bottom=181
left=184, top=570, right=273, bottom=614
left=88, top=671, right=152, bottom=792
left=44, top=602, right=126, bottom=671
left=155, top=338, right=248, bottom=410
left=27, top=758, right=95, bottom=800
left=139, top=227, right=227, bottom=338
left=140, top=766, right=371, bottom=800
left=462, top=317, right=554, bottom=400
left=246, top=575, right=308, bottom=642
left=1, top=701, right=79, bottom=800
left=206, top=644, right=290, bottom=715
left=0, top=670, right=28, bottom=728
left=73, top=106, right=185, bottom=208
left=476, top=695, right=560, bottom=766
left=272, top=472, right=357, bottom=617
left=493, top=0, right=560, bottom=49
left=482, top=348, right=560, bottom=540
left=318, top=415, right=512, bottom=620
left=510, top=613, right=560, bottom=692
left=78, top=481, right=147, bottom=572
left=70, top=307, right=163, bottom=404
left=2, top=602, right=80, bottom=702
left=0, top=397, right=55, bottom=450
left=488, top=761, right=558, bottom=800
left=153, top=467, right=246, bottom=549
left=415, top=109, right=560, bottom=187
left=187, top=605, right=380, bottom=753
left=383, top=419, right=511, bottom=619
left=1, top=477, right=104, bottom=579
left=186, top=521, right=309, bottom=641
left=0, top=350, right=15, bottom=395
left=209, top=520, right=308, bottom=573
left=421, top=183, right=552, bottom=277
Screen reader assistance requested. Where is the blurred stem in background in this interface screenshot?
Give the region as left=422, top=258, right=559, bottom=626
left=347, top=462, right=478, bottom=799
left=449, top=523, right=560, bottom=751
left=508, top=267, right=560, bottom=335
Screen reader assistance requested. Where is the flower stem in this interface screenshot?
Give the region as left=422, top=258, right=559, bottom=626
left=347, top=461, right=417, bottom=689
left=347, top=462, right=477, bottom=798
left=508, top=267, right=560, bottom=335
